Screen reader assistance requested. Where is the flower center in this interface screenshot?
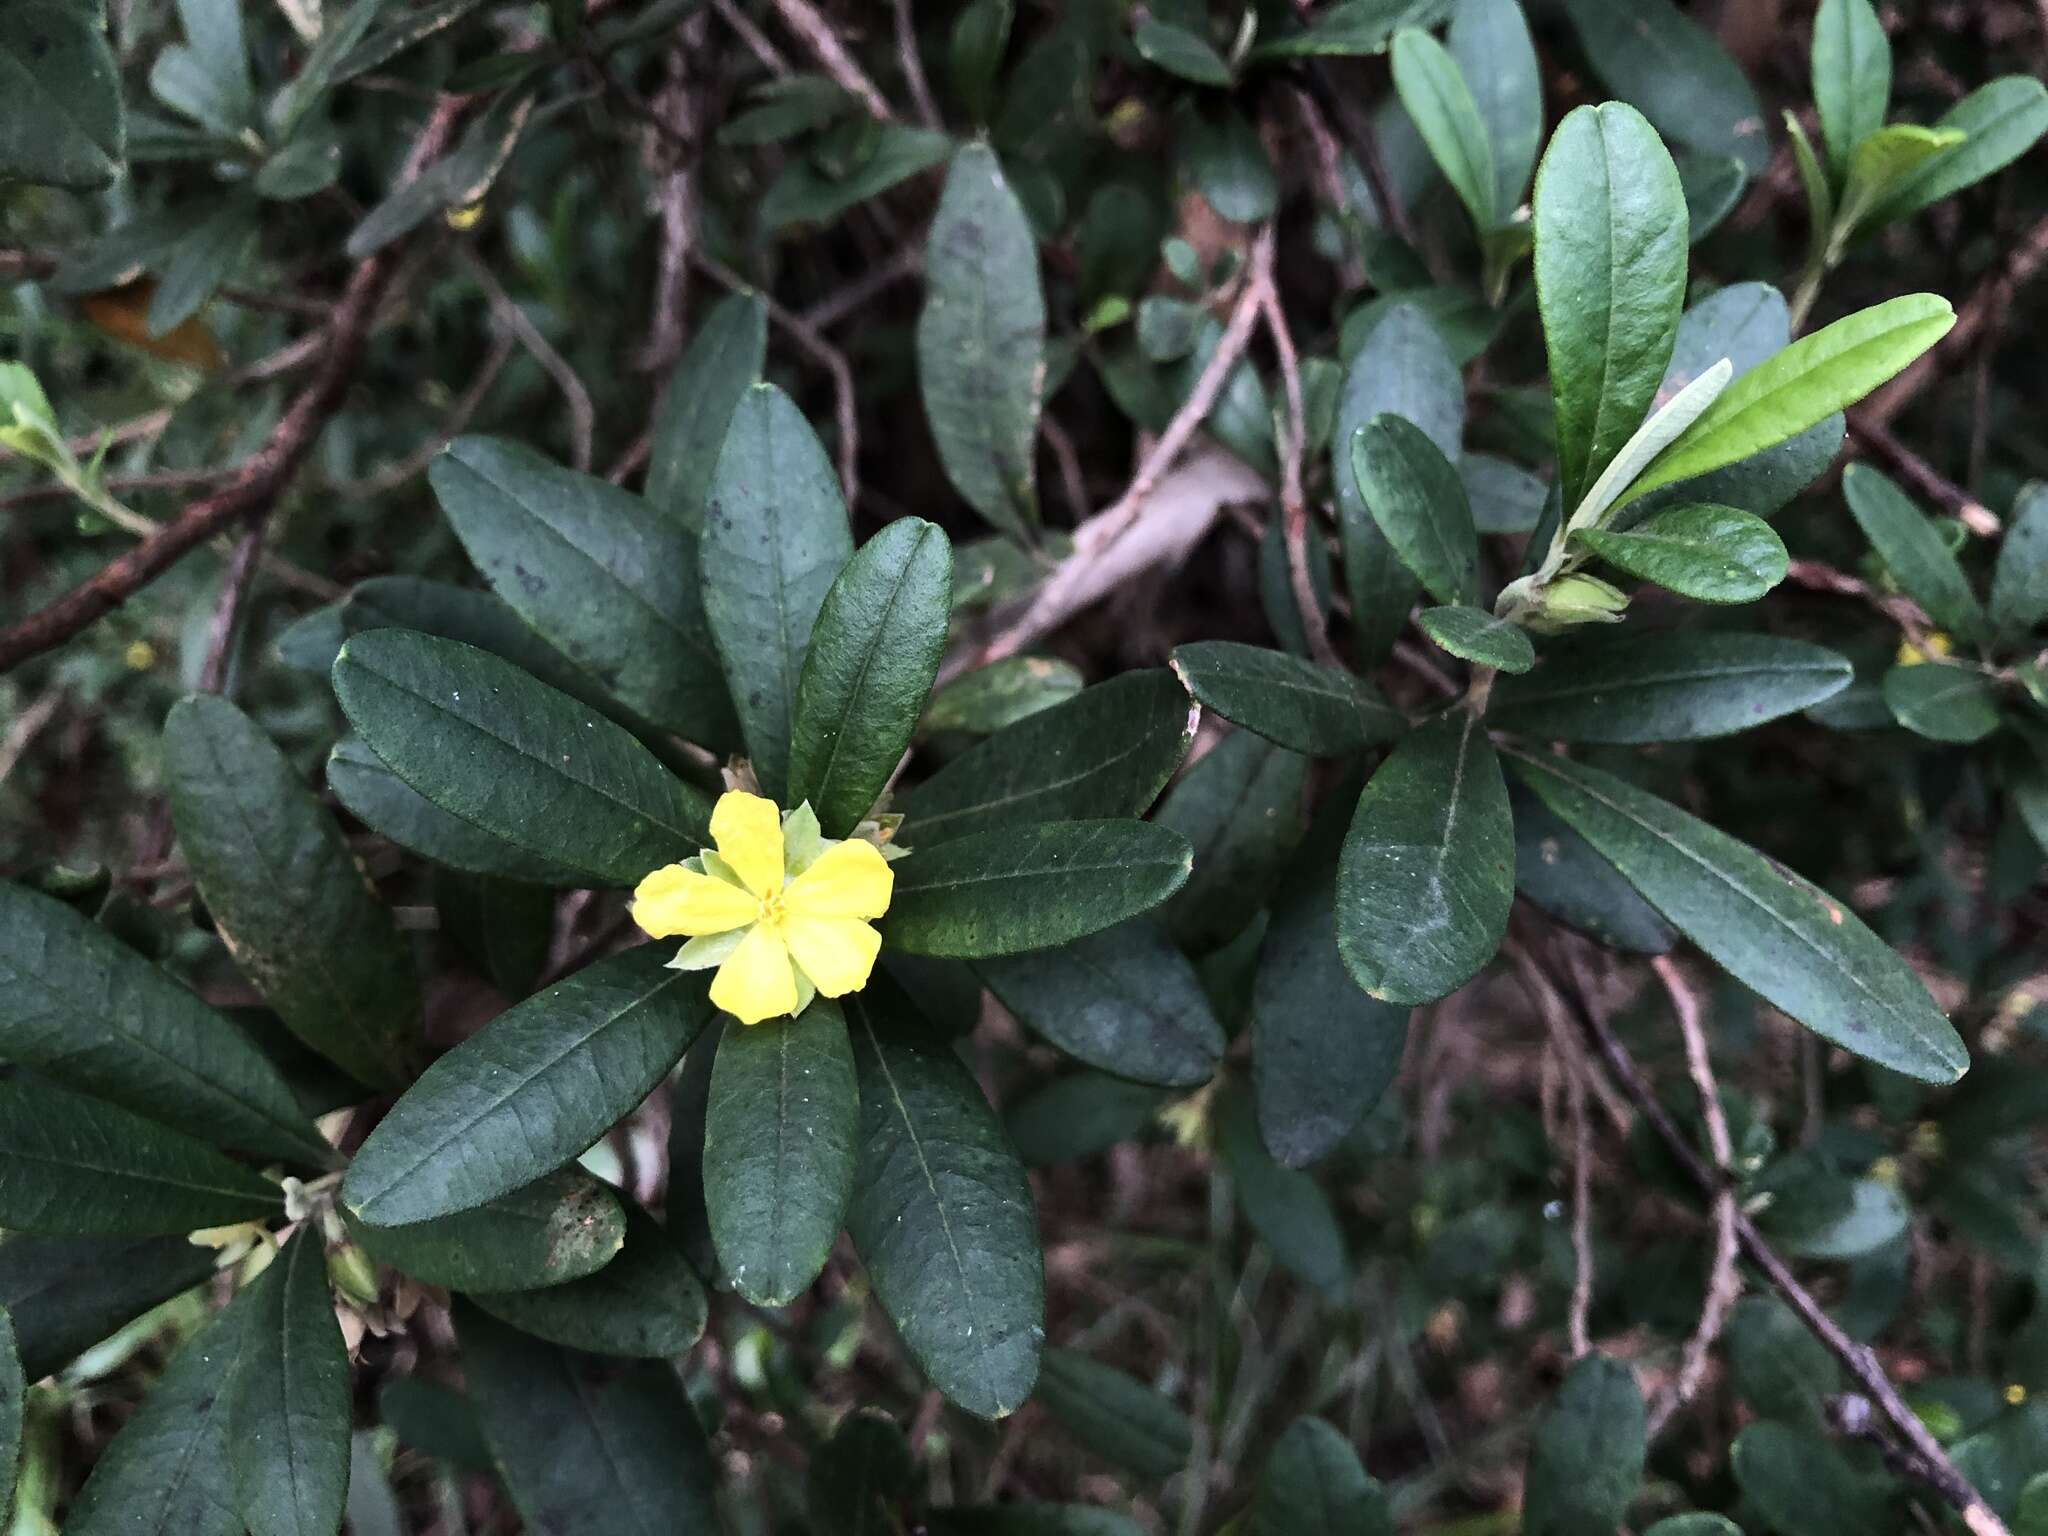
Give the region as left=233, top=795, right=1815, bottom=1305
left=758, top=889, right=788, bottom=928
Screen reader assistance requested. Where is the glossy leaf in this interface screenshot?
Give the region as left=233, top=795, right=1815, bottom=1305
left=1507, top=748, right=1967, bottom=1082
left=1170, top=641, right=1403, bottom=755
left=469, top=1206, right=706, bottom=1357
left=0, top=2, right=124, bottom=190
left=1034, top=1348, right=1192, bottom=1479
left=1843, top=463, right=1990, bottom=648
left=0, top=1234, right=215, bottom=1380
left=1992, top=483, right=2048, bottom=640
left=1812, top=0, right=1889, bottom=175
left=919, top=143, right=1044, bottom=537
left=703, top=383, right=856, bottom=798
left=1215, top=1089, right=1347, bottom=1294
left=1626, top=295, right=1955, bottom=506
left=1448, top=0, right=1541, bottom=217
left=431, top=436, right=738, bottom=746
left=1883, top=663, right=2002, bottom=743
left=1559, top=0, right=1766, bottom=172
left=1523, top=1354, right=1646, bottom=1536
left=1866, top=76, right=2048, bottom=228
left=1488, top=632, right=1852, bottom=743
left=458, top=1305, right=718, bottom=1533
left=345, top=949, right=712, bottom=1226
left=1337, top=712, right=1513, bottom=1005
left=0, top=883, right=329, bottom=1164
left=703, top=1003, right=858, bottom=1305
left=165, top=694, right=420, bottom=1092
left=845, top=983, right=1044, bottom=1419
left=329, top=737, right=586, bottom=886
left=647, top=290, right=767, bottom=530
left=979, top=919, right=1224, bottom=1088
left=332, top=629, right=712, bottom=887
left=1512, top=794, right=1675, bottom=954
left=1155, top=730, right=1308, bottom=951
left=901, top=670, right=1196, bottom=844
left=0, top=1077, right=278, bottom=1236
left=788, top=518, right=951, bottom=836
left=884, top=820, right=1192, bottom=959
left=1254, top=1417, right=1393, bottom=1536
left=1533, top=102, right=1689, bottom=513
left=1391, top=27, right=1496, bottom=230
left=924, top=655, right=1084, bottom=734
left=1416, top=605, right=1535, bottom=673
left=228, top=1230, right=349, bottom=1536
left=1574, top=503, right=1788, bottom=603
left=351, top=1171, right=625, bottom=1291
left=1352, top=413, right=1480, bottom=606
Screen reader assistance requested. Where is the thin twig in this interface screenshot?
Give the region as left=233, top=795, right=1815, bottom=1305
left=1565, top=1039, right=1594, bottom=1358
left=1257, top=279, right=1341, bottom=668
left=0, top=100, right=467, bottom=675
left=339, top=336, right=517, bottom=499
left=0, top=690, right=62, bottom=788
left=1847, top=413, right=2000, bottom=536
left=457, top=246, right=594, bottom=473
left=195, top=514, right=269, bottom=694
left=709, top=0, right=791, bottom=75
left=1041, top=415, right=1090, bottom=525
left=768, top=0, right=896, bottom=121
left=890, top=0, right=941, bottom=128
left=800, top=245, right=921, bottom=330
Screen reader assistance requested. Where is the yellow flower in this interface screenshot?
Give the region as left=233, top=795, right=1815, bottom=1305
left=631, top=791, right=894, bottom=1025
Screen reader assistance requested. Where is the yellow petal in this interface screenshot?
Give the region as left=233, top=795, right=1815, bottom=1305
left=711, top=791, right=786, bottom=898
left=783, top=838, right=893, bottom=921
left=710, top=923, right=799, bottom=1024
left=782, top=915, right=882, bottom=998
left=632, top=864, right=759, bottom=938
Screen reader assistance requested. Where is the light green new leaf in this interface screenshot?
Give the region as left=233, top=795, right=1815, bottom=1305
left=1391, top=28, right=1496, bottom=231
left=883, top=820, right=1192, bottom=959
left=901, top=670, right=1196, bottom=845
left=0, top=1078, right=279, bottom=1236
left=788, top=519, right=952, bottom=836
left=1786, top=110, right=1835, bottom=280
left=846, top=982, right=1043, bottom=1419
left=1035, top=1348, right=1192, bottom=1479
left=0, top=883, right=329, bottom=1165
left=1992, top=483, right=2048, bottom=640
left=1448, top=0, right=1541, bottom=218
left=1523, top=1355, right=1646, bottom=1536
left=1133, top=17, right=1231, bottom=86
left=1352, top=413, right=1480, bottom=606
left=1567, top=358, right=1732, bottom=536
left=1416, top=606, right=1535, bottom=673
left=332, top=629, right=712, bottom=886
left=1812, top=0, right=1889, bottom=176
left=165, top=695, right=421, bottom=1092
left=1843, top=463, right=1990, bottom=648
left=229, top=1230, right=350, bottom=1536
left=1336, top=711, right=1513, bottom=1005
left=1507, top=748, right=1967, bottom=1082
left=458, top=1304, right=718, bottom=1534
left=1574, top=503, right=1788, bottom=603
left=704, top=1003, right=858, bottom=1306
left=702, top=383, right=856, bottom=799
left=1558, top=0, right=1767, bottom=172
left=1254, top=1417, right=1393, bottom=1536
left=345, top=949, right=712, bottom=1227
left=0, top=2, right=124, bottom=190
left=1882, top=663, right=2002, bottom=743
left=1170, top=641, right=1404, bottom=755
left=919, top=143, right=1045, bottom=537
left=469, top=1205, right=706, bottom=1358
left=1533, top=102, right=1690, bottom=514
left=432, top=436, right=739, bottom=748
left=351, top=1171, right=625, bottom=1292
left=646, top=290, right=767, bottom=530
left=1837, top=124, right=1966, bottom=242
left=1623, top=294, right=1955, bottom=506
left=1866, top=76, right=2048, bottom=228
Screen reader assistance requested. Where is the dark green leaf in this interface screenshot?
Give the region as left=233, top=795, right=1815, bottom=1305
left=1155, top=729, right=1308, bottom=952
left=1034, top=1347, right=1192, bottom=1479
left=846, top=982, right=1043, bottom=1418
left=458, top=1304, right=718, bottom=1533
left=1488, top=632, right=1852, bottom=743
left=1352, top=413, right=1481, bottom=606
left=1677, top=150, right=1748, bottom=242
left=1533, top=102, right=1689, bottom=513
left=148, top=195, right=260, bottom=335
left=1170, top=641, right=1403, bottom=755
left=901, top=670, right=1196, bottom=845
left=1726, top=1295, right=1840, bottom=1431
left=1334, top=304, right=1463, bottom=666
left=0, top=1307, right=17, bottom=1522
left=0, top=882, right=329, bottom=1164
left=1506, top=747, right=1967, bottom=1083
left=1006, top=1072, right=1169, bottom=1167
left=1260, top=505, right=1334, bottom=657
left=761, top=123, right=951, bottom=231
left=0, top=1077, right=280, bottom=1236
left=1883, top=662, right=2002, bottom=743
left=646, top=290, right=766, bottom=530
left=979, top=919, right=1224, bottom=1088
left=329, top=737, right=585, bottom=886
left=436, top=871, right=552, bottom=995
left=1812, top=0, right=1889, bottom=175
left=1843, top=463, right=1990, bottom=648
left=1181, top=103, right=1276, bottom=223
left=1133, top=17, right=1230, bottom=86
left=228, top=1230, right=349, bottom=1536
left=1992, top=483, right=2048, bottom=641
left=469, top=1205, right=706, bottom=1357
left=1448, top=0, right=1541, bottom=217
left=345, top=950, right=712, bottom=1226
left=1866, top=76, right=2048, bottom=228
left=1416, top=606, right=1536, bottom=672
left=1659, top=281, right=1795, bottom=388
left=924, top=655, right=1085, bottom=734
left=1337, top=712, right=1513, bottom=1005
left=432, top=436, right=739, bottom=746
left=332, top=629, right=711, bottom=887
left=1254, top=1416, right=1393, bottom=1536
left=1559, top=0, right=1766, bottom=172
left=1731, top=1422, right=1890, bottom=1536
left=1573, top=503, right=1788, bottom=603
left=789, top=519, right=951, bottom=836
left=378, top=1378, right=492, bottom=1470
left=1391, top=27, right=1496, bottom=230
left=0, top=2, right=123, bottom=189
left=165, top=695, right=420, bottom=1092
left=351, top=1171, right=625, bottom=1291
left=883, top=820, right=1192, bottom=959
left=1512, top=794, right=1675, bottom=954
left=703, top=1003, right=858, bottom=1305
left=1523, top=1354, right=1645, bottom=1536
left=347, top=88, right=534, bottom=258
left=702, top=383, right=856, bottom=798
left=808, top=1409, right=915, bottom=1536
left=0, top=1233, right=214, bottom=1380
left=1462, top=454, right=1550, bottom=535
left=1215, top=1088, right=1348, bottom=1294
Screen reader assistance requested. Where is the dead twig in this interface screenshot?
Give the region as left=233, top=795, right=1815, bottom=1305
left=337, top=335, right=517, bottom=499
left=891, top=0, right=942, bottom=128
left=458, top=246, right=595, bottom=473
left=1847, top=413, right=1999, bottom=535
left=768, top=0, right=896, bottom=121
left=195, top=514, right=270, bottom=694
left=709, top=0, right=791, bottom=75
left=1257, top=278, right=1341, bottom=668
left=800, top=245, right=922, bottom=331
